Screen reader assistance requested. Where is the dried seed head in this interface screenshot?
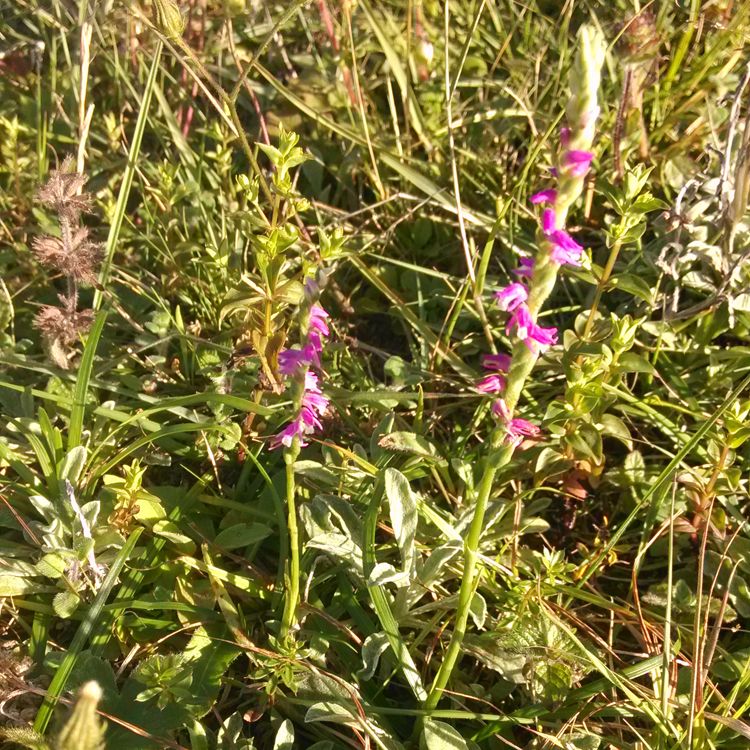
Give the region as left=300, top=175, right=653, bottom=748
left=34, top=304, right=94, bottom=346
left=37, top=155, right=92, bottom=220
left=619, top=10, right=660, bottom=63
left=32, top=228, right=102, bottom=284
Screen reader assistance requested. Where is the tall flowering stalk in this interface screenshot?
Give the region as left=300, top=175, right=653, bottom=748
left=425, top=26, right=605, bottom=710
left=32, top=157, right=102, bottom=369
left=272, top=274, right=331, bottom=643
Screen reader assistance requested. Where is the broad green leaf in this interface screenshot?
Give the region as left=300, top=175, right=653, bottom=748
left=384, top=468, right=418, bottom=574
left=53, top=591, right=81, bottom=619
left=0, top=575, right=42, bottom=597
left=368, top=562, right=409, bottom=587
left=609, top=273, right=653, bottom=302
left=59, top=446, right=87, bottom=484
left=535, top=447, right=573, bottom=481
left=33, top=554, right=66, bottom=578
left=133, top=496, right=166, bottom=524
left=304, top=701, right=358, bottom=726
left=273, top=719, right=294, bottom=750
left=181, top=626, right=242, bottom=717
left=463, top=634, right=527, bottom=684
left=364, top=475, right=427, bottom=702
left=378, top=431, right=441, bottom=460
left=358, top=632, right=390, bottom=681
left=599, top=414, right=632, bottom=449
left=565, top=423, right=603, bottom=463
left=415, top=540, right=462, bottom=590
left=214, top=523, right=273, bottom=550
left=421, top=718, right=470, bottom=750
left=469, top=592, right=487, bottom=630
left=153, top=520, right=195, bottom=552
left=617, top=352, right=656, bottom=374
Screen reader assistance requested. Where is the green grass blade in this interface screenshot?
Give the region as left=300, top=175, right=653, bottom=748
left=95, top=40, right=163, bottom=301
left=67, top=42, right=163, bottom=450
left=579, top=372, right=750, bottom=587
left=363, top=473, right=427, bottom=702
left=66, top=309, right=107, bottom=451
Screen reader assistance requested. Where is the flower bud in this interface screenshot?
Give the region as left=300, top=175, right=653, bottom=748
left=222, top=0, right=245, bottom=16
left=152, top=0, right=185, bottom=39
left=610, top=313, right=639, bottom=353
left=57, top=681, right=106, bottom=750
left=416, top=39, right=434, bottom=66
left=566, top=25, right=606, bottom=146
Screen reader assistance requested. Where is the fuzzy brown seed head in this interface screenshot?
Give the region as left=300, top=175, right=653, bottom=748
left=37, top=155, right=92, bottom=220
left=32, top=228, right=102, bottom=284
left=34, top=305, right=94, bottom=346
left=619, top=10, right=660, bottom=63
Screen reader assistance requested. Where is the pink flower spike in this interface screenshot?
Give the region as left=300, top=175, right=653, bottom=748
left=303, top=371, right=329, bottom=414
left=505, top=417, right=541, bottom=447
left=305, top=370, right=321, bottom=392
left=495, top=282, right=528, bottom=312
left=278, top=347, right=314, bottom=375
left=491, top=400, right=541, bottom=447
left=550, top=246, right=583, bottom=266
left=512, top=257, right=535, bottom=279
left=491, top=398, right=511, bottom=422
left=542, top=209, right=557, bottom=235
left=299, top=405, right=323, bottom=432
left=308, top=331, right=324, bottom=354
left=523, top=322, right=558, bottom=352
left=530, top=189, right=557, bottom=205
left=481, top=353, right=511, bottom=372
left=564, top=150, right=594, bottom=177
left=549, top=229, right=582, bottom=252
left=510, top=418, right=540, bottom=437
left=270, top=418, right=307, bottom=450
left=309, top=304, right=330, bottom=338
left=476, top=374, right=506, bottom=394
left=506, top=304, right=534, bottom=339
left=302, top=388, right=329, bottom=416
left=548, top=229, right=584, bottom=266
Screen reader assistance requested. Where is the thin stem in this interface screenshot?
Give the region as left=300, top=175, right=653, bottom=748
left=279, top=441, right=301, bottom=643
left=424, top=443, right=511, bottom=709
left=444, top=0, right=475, bottom=285
left=582, top=238, right=623, bottom=340
left=343, top=0, right=385, bottom=199
left=172, top=36, right=275, bottom=208
left=661, top=482, right=676, bottom=729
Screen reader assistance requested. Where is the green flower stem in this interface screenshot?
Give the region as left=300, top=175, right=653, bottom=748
left=503, top=249, right=563, bottom=414
left=424, top=25, right=605, bottom=711
left=581, top=238, right=623, bottom=341
left=279, top=439, right=301, bottom=643
left=425, top=227, right=565, bottom=712
left=423, top=443, right=512, bottom=710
